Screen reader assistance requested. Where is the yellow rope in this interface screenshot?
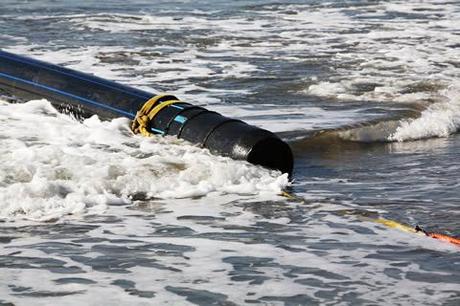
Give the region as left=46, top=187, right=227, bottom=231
left=280, top=191, right=305, bottom=203
left=373, top=218, right=460, bottom=245
left=374, top=218, right=419, bottom=234
left=131, top=94, right=181, bottom=137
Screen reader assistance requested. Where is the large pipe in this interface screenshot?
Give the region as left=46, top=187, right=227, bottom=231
left=0, top=50, right=293, bottom=175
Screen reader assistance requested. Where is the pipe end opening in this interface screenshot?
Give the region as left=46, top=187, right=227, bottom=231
left=247, top=137, right=294, bottom=175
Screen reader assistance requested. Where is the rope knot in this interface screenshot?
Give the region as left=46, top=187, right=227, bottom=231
left=131, top=94, right=180, bottom=137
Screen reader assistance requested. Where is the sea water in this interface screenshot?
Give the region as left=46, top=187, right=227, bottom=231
left=0, top=1, right=459, bottom=305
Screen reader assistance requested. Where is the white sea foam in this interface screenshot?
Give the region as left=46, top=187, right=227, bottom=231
left=390, top=84, right=460, bottom=141
left=0, top=100, right=288, bottom=221
left=292, top=1, right=460, bottom=106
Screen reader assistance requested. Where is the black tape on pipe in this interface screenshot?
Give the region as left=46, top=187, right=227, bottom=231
left=0, top=50, right=293, bottom=174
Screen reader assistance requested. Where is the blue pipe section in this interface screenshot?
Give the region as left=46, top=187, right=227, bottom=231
left=0, top=49, right=151, bottom=120
left=0, top=71, right=135, bottom=118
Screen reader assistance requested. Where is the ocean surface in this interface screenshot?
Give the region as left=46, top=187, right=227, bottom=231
left=1, top=0, right=460, bottom=305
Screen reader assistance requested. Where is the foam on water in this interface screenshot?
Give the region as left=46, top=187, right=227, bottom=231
left=0, top=99, right=288, bottom=221
left=301, top=1, right=460, bottom=104
left=327, top=83, right=460, bottom=143
left=1, top=195, right=458, bottom=306
left=390, top=84, right=460, bottom=141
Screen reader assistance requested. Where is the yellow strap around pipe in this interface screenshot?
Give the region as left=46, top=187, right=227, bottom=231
left=131, top=94, right=181, bottom=137
left=147, top=99, right=180, bottom=121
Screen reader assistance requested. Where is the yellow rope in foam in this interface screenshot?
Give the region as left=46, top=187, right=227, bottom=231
left=280, top=191, right=305, bottom=203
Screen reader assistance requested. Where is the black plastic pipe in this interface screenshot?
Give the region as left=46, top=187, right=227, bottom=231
left=0, top=50, right=293, bottom=175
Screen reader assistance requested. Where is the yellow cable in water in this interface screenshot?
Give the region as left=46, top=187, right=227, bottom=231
left=374, top=218, right=460, bottom=245
left=374, top=218, right=418, bottom=234
left=280, top=191, right=305, bottom=203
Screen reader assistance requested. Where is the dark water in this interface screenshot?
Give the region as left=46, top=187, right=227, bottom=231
left=1, top=0, right=459, bottom=305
